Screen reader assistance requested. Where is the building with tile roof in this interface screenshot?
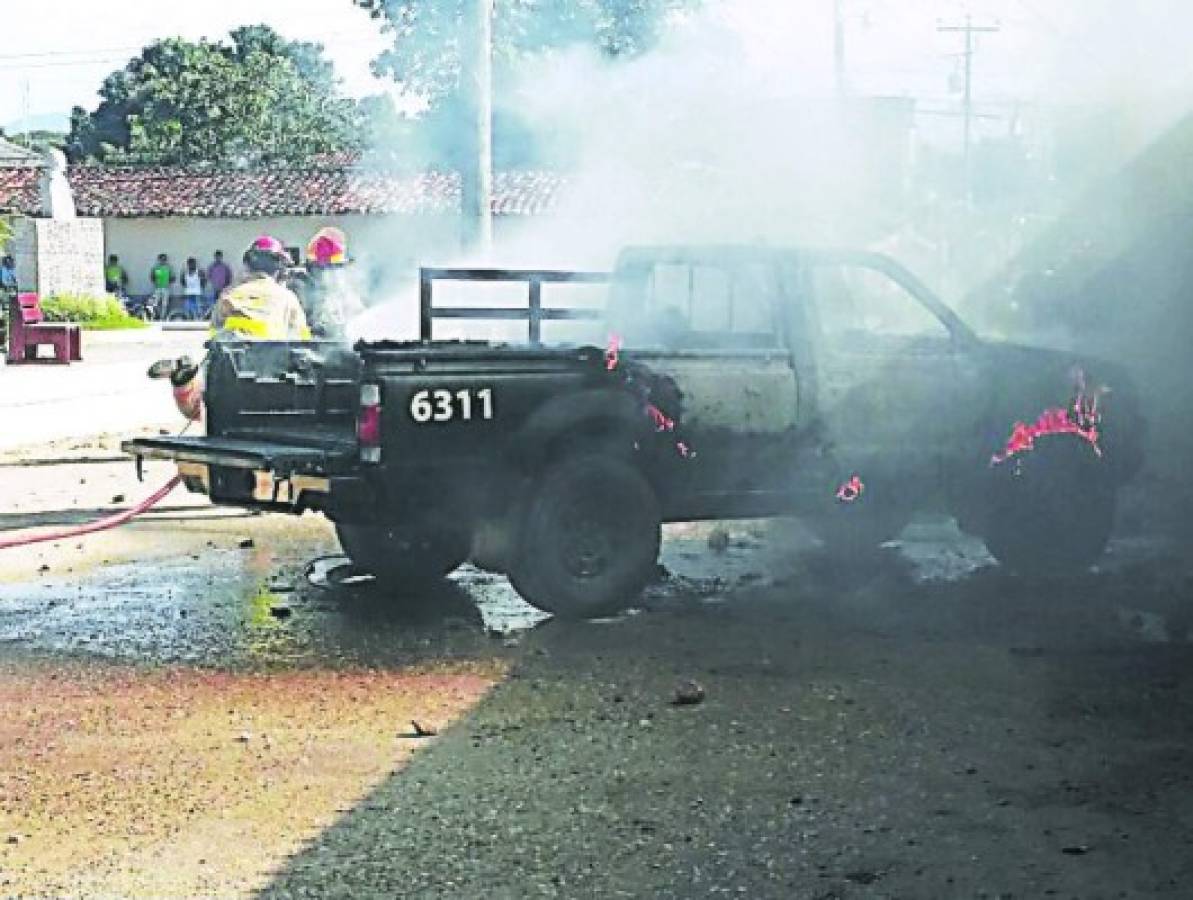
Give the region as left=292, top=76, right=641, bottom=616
left=67, top=167, right=566, bottom=219
left=0, top=138, right=46, bottom=215
left=62, top=163, right=570, bottom=301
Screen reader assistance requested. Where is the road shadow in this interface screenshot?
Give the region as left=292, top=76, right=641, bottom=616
left=258, top=536, right=1193, bottom=899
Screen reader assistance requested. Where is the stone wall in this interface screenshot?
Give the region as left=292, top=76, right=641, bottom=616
left=8, top=217, right=38, bottom=293
left=31, top=218, right=104, bottom=297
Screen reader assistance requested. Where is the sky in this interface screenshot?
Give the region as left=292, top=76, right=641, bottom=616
left=0, top=0, right=392, bottom=130
left=1, top=0, right=1190, bottom=136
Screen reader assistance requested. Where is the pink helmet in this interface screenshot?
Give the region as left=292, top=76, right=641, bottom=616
left=244, top=235, right=290, bottom=274
left=251, top=235, right=287, bottom=256
left=307, top=227, right=347, bottom=266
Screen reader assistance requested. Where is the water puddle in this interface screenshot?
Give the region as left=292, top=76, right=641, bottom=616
left=0, top=549, right=548, bottom=667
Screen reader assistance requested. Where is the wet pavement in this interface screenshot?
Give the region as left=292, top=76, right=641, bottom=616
left=256, top=519, right=1193, bottom=900
left=0, top=493, right=1189, bottom=895
left=0, top=512, right=1179, bottom=672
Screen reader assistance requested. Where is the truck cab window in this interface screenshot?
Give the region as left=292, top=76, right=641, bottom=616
left=812, top=264, right=947, bottom=339
left=733, top=263, right=782, bottom=337
left=633, top=262, right=778, bottom=349
left=689, top=266, right=732, bottom=332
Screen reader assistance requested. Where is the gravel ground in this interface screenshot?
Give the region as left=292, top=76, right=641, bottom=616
left=264, top=541, right=1193, bottom=899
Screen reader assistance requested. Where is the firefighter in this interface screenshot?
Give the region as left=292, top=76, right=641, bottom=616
left=147, top=236, right=311, bottom=421
left=293, top=227, right=363, bottom=340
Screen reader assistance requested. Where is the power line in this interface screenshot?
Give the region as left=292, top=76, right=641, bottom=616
left=0, top=25, right=384, bottom=66
left=937, top=15, right=1000, bottom=203
left=0, top=45, right=142, bottom=62
left=0, top=56, right=134, bottom=72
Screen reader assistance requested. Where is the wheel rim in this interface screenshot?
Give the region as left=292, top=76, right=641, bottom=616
left=561, top=515, right=614, bottom=579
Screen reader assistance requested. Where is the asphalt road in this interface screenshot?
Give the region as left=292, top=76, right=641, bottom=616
left=0, top=326, right=206, bottom=452
left=259, top=527, right=1193, bottom=900
left=1, top=446, right=1191, bottom=898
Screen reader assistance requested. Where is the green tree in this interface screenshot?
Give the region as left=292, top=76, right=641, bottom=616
left=67, top=26, right=363, bottom=166
left=354, top=0, right=700, bottom=106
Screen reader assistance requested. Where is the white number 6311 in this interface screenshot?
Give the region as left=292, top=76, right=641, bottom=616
left=409, top=388, right=494, bottom=423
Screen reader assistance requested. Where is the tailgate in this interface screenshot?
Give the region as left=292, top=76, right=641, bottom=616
left=122, top=435, right=345, bottom=474
left=123, top=435, right=356, bottom=509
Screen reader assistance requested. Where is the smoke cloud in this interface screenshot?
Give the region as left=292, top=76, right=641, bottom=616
left=353, top=0, right=1193, bottom=347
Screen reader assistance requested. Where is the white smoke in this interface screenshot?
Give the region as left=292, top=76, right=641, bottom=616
left=351, top=0, right=1193, bottom=342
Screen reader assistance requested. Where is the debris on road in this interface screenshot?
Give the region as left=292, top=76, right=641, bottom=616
left=111, top=494, right=126, bottom=504
left=707, top=528, right=730, bottom=553
left=239, top=538, right=255, bottom=549
left=672, top=680, right=706, bottom=706
left=411, top=720, right=438, bottom=738
left=269, top=604, right=293, bottom=620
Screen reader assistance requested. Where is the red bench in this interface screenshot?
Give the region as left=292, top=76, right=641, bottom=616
left=6, top=293, right=81, bottom=364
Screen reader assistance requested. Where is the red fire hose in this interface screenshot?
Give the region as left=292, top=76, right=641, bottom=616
left=0, top=475, right=182, bottom=551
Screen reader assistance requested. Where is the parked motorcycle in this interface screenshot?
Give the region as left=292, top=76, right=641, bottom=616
left=165, top=295, right=215, bottom=322
left=122, top=294, right=160, bottom=321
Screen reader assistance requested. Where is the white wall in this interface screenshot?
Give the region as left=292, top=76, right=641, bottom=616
left=104, top=213, right=464, bottom=298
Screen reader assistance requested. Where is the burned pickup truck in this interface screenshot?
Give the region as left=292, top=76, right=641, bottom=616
left=125, top=245, right=1145, bottom=617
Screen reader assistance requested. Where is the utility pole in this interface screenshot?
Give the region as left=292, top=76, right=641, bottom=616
left=460, top=0, right=494, bottom=256
left=834, top=0, right=847, bottom=100
left=937, top=15, right=1000, bottom=202
left=21, top=80, right=31, bottom=149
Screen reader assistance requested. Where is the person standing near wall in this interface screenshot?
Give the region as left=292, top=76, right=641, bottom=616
left=182, top=257, right=206, bottom=319
left=0, top=256, right=17, bottom=297
left=104, top=255, right=128, bottom=297
left=207, top=250, right=232, bottom=300
left=149, top=254, right=174, bottom=318
left=0, top=256, right=13, bottom=345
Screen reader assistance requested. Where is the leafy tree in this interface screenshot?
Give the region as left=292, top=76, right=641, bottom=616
left=360, top=91, right=543, bottom=170
left=67, top=26, right=363, bottom=166
left=352, top=1, right=698, bottom=169
left=354, top=0, right=700, bottom=106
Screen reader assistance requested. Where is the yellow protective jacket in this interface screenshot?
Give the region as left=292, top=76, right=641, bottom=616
left=211, top=273, right=311, bottom=340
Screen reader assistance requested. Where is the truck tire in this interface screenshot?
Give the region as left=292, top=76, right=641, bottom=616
left=509, top=454, right=661, bottom=620
left=335, top=523, right=469, bottom=586
left=981, top=434, right=1116, bottom=574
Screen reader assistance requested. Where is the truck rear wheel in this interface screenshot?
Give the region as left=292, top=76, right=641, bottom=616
left=509, top=455, right=661, bottom=620
left=981, top=434, right=1116, bottom=574
left=335, top=523, right=469, bottom=586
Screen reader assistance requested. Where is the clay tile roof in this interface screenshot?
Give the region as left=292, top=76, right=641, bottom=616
left=0, top=137, right=43, bottom=167
left=67, top=165, right=569, bottom=219
left=0, top=166, right=41, bottom=214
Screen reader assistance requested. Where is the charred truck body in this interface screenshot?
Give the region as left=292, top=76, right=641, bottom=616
left=125, top=246, right=1145, bottom=618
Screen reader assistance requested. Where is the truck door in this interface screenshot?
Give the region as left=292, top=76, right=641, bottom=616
left=616, top=257, right=800, bottom=511
left=804, top=253, right=977, bottom=508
